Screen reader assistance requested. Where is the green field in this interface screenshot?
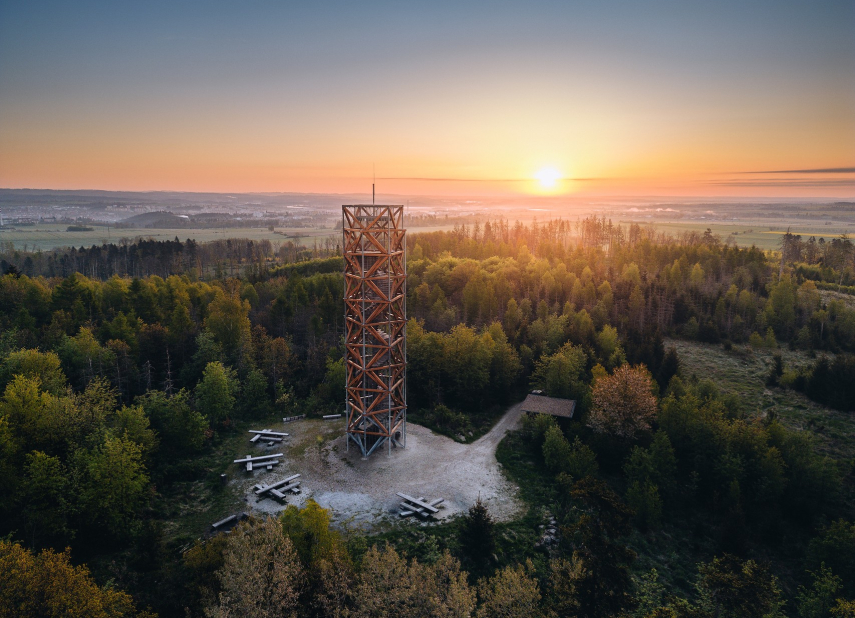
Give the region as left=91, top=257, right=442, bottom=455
left=667, top=338, right=855, bottom=461
left=2, top=218, right=852, bottom=253
left=0, top=224, right=343, bottom=251
left=636, top=221, right=853, bottom=251
left=0, top=223, right=466, bottom=251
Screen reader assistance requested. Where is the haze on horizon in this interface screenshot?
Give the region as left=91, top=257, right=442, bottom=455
left=0, top=0, right=853, bottom=199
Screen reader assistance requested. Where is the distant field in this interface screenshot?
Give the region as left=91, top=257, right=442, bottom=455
left=0, top=222, right=463, bottom=251
left=2, top=219, right=851, bottom=253
left=638, top=221, right=852, bottom=250
left=0, top=224, right=339, bottom=251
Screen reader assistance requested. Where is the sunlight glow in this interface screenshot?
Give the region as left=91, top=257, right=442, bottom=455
left=535, top=167, right=562, bottom=189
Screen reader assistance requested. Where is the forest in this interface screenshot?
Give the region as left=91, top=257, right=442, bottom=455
left=1, top=218, right=854, bottom=618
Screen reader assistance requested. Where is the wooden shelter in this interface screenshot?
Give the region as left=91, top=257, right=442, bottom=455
left=342, top=205, right=407, bottom=458
left=520, top=393, right=576, bottom=418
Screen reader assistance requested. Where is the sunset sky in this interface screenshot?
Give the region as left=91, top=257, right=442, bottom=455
left=1, top=1, right=853, bottom=197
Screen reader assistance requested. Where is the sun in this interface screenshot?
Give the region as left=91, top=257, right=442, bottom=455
left=535, top=167, right=562, bottom=189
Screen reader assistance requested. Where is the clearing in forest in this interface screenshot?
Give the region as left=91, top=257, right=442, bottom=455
left=231, top=403, right=527, bottom=529
left=667, top=339, right=855, bottom=460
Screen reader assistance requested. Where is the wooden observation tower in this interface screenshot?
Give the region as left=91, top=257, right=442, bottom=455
left=342, top=205, right=407, bottom=458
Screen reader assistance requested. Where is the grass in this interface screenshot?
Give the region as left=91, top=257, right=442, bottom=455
left=666, top=338, right=855, bottom=461
left=154, top=428, right=249, bottom=545
left=625, top=220, right=852, bottom=251
left=156, top=412, right=355, bottom=546
left=1, top=222, right=464, bottom=252
left=9, top=219, right=851, bottom=254
left=0, top=223, right=338, bottom=251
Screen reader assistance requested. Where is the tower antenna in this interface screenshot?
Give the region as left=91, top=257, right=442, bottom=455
left=372, top=164, right=375, bottom=205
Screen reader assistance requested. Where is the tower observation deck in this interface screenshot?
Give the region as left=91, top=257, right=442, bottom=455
left=342, top=205, right=406, bottom=458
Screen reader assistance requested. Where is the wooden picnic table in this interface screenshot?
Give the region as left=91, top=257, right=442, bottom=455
left=233, top=453, right=284, bottom=471
left=269, top=482, right=301, bottom=499
left=399, top=497, right=444, bottom=517
left=249, top=433, right=287, bottom=444
left=233, top=453, right=284, bottom=464
left=396, top=492, right=440, bottom=514
left=255, top=474, right=301, bottom=495
left=248, top=429, right=289, bottom=437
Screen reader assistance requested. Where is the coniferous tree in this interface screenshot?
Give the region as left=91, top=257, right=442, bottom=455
left=460, top=497, right=496, bottom=574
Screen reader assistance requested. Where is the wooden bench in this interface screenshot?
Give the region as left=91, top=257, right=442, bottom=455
left=270, top=482, right=301, bottom=499
left=211, top=513, right=248, bottom=530
left=248, top=429, right=289, bottom=437
left=211, top=514, right=238, bottom=529
left=233, top=453, right=284, bottom=472
left=400, top=497, right=444, bottom=517
left=249, top=429, right=288, bottom=445
left=255, top=474, right=301, bottom=496
left=397, top=492, right=443, bottom=517
left=255, top=475, right=302, bottom=502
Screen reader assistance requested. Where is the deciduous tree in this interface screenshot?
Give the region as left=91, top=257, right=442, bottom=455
left=588, top=364, right=657, bottom=440
left=205, top=517, right=304, bottom=618
left=0, top=539, right=152, bottom=618
left=195, top=361, right=237, bottom=424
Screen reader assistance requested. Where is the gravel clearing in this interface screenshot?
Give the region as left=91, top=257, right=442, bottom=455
left=234, top=402, right=526, bottom=529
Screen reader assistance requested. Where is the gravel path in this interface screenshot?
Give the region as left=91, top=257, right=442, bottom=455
left=237, top=402, right=526, bottom=529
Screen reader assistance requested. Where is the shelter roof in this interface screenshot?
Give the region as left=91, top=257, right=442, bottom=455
left=521, top=393, right=576, bottom=418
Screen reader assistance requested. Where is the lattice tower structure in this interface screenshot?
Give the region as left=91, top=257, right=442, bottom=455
left=342, top=205, right=407, bottom=457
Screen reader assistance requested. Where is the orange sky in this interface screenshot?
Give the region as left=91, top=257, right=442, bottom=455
left=1, top=2, right=853, bottom=198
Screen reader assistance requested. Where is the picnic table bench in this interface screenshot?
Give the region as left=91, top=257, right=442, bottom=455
left=397, top=492, right=444, bottom=518
left=210, top=512, right=248, bottom=530
left=255, top=474, right=302, bottom=501
left=233, top=453, right=284, bottom=471
left=248, top=429, right=288, bottom=444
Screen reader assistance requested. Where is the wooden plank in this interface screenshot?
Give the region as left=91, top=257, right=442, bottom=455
left=399, top=497, right=443, bottom=516
left=400, top=501, right=444, bottom=517
left=211, top=514, right=238, bottom=528
left=323, top=414, right=342, bottom=419
left=247, top=459, right=281, bottom=472
left=263, top=483, right=300, bottom=501
left=396, top=493, right=439, bottom=513
left=248, top=430, right=289, bottom=437
left=233, top=453, right=284, bottom=464
left=250, top=434, right=283, bottom=442
left=255, top=474, right=301, bottom=495
left=400, top=495, right=426, bottom=517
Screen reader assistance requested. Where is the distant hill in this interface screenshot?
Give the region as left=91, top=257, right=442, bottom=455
left=118, top=211, right=189, bottom=227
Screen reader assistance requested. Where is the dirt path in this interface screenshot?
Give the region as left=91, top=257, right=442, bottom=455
left=474, top=401, right=525, bottom=451
left=236, top=403, right=526, bottom=529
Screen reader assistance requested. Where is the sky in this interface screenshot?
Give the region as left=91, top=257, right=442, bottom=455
left=1, top=0, right=853, bottom=198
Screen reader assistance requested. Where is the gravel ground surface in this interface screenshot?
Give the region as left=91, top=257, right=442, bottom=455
left=233, top=402, right=526, bottom=529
